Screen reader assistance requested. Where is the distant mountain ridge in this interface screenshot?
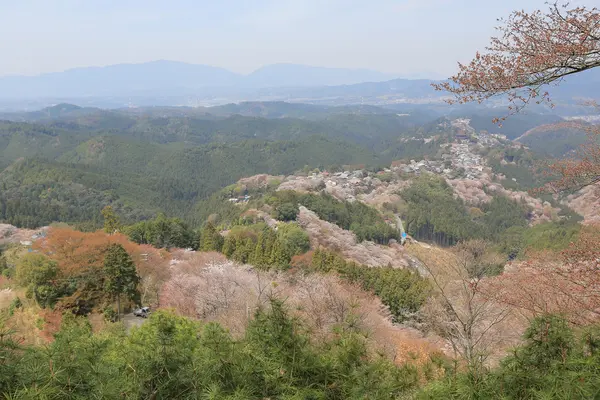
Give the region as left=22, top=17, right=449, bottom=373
left=1, top=61, right=599, bottom=112
left=244, top=63, right=396, bottom=87
left=0, top=60, right=397, bottom=99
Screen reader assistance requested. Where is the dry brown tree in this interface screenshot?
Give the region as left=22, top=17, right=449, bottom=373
left=422, top=240, right=512, bottom=370
left=483, top=226, right=600, bottom=325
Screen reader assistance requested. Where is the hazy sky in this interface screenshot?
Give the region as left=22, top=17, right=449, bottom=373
left=1, top=0, right=597, bottom=78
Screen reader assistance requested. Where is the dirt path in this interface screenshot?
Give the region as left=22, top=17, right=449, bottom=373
left=122, top=313, right=147, bottom=331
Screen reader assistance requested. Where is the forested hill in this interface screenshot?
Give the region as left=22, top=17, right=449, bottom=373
left=0, top=102, right=583, bottom=229
left=0, top=135, right=378, bottom=228
left=1, top=105, right=431, bottom=151
left=2, top=104, right=427, bottom=227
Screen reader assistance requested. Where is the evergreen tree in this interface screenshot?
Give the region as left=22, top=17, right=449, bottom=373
left=311, top=248, right=327, bottom=271
left=101, top=206, right=121, bottom=235
left=242, top=238, right=255, bottom=263
left=103, top=244, right=140, bottom=320
left=253, top=232, right=267, bottom=267
left=222, top=235, right=235, bottom=257
left=269, top=239, right=290, bottom=269
left=200, top=222, right=224, bottom=252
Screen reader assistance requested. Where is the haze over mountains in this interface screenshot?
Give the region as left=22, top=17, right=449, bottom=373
left=0, top=60, right=396, bottom=98
left=1, top=60, right=599, bottom=113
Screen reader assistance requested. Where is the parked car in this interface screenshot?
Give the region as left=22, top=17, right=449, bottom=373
left=133, top=306, right=150, bottom=318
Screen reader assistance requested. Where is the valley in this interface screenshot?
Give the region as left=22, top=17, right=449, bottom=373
left=3, top=1, right=600, bottom=398
left=0, top=54, right=599, bottom=400
left=0, top=100, right=596, bottom=389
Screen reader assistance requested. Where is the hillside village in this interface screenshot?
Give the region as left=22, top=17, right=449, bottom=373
left=266, top=118, right=566, bottom=228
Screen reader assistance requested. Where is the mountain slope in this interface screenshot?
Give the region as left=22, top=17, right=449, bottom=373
left=0, top=158, right=156, bottom=228
left=60, top=135, right=378, bottom=202
left=516, top=122, right=590, bottom=157
left=2, top=62, right=600, bottom=110
left=448, top=110, right=564, bottom=140
left=0, top=123, right=380, bottom=227
left=0, top=61, right=241, bottom=98
left=0, top=120, right=98, bottom=167
left=1, top=106, right=431, bottom=151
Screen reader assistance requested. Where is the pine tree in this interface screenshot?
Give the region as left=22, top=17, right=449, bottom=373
left=252, top=233, right=267, bottom=267
left=263, top=229, right=276, bottom=260
left=222, top=235, right=235, bottom=257
left=269, top=239, right=290, bottom=269
left=332, top=254, right=347, bottom=273
left=233, top=238, right=253, bottom=263
left=101, top=206, right=121, bottom=235
left=242, top=238, right=255, bottom=263
left=311, top=248, right=324, bottom=271
left=200, top=222, right=223, bottom=252
left=103, top=244, right=140, bottom=320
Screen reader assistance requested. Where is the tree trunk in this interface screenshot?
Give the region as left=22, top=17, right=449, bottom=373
left=117, top=294, right=121, bottom=321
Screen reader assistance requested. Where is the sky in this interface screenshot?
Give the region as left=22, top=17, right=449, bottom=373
left=1, top=0, right=598, bottom=79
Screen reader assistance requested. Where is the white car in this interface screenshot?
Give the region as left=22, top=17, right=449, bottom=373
left=133, top=306, right=150, bottom=318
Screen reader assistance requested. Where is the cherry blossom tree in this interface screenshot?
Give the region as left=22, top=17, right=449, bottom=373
left=434, top=1, right=600, bottom=192
left=434, top=2, right=600, bottom=115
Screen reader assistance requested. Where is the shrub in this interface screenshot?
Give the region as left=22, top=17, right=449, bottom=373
left=8, top=297, right=22, bottom=316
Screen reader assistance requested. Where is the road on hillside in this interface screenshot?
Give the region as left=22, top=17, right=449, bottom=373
left=122, top=313, right=146, bottom=331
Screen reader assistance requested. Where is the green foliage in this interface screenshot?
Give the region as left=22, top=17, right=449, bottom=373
left=479, top=195, right=529, bottom=237
left=311, top=248, right=431, bottom=322
left=518, top=126, right=590, bottom=157
left=276, top=222, right=310, bottom=256
left=400, top=175, right=534, bottom=247
left=199, top=222, right=224, bottom=252
left=272, top=202, right=299, bottom=221
left=270, top=191, right=400, bottom=244
left=0, top=111, right=400, bottom=230
left=222, top=224, right=294, bottom=269
left=0, top=158, right=154, bottom=229
left=0, top=252, right=7, bottom=276
left=0, top=120, right=93, bottom=168
left=382, top=137, right=442, bottom=162
left=101, top=205, right=121, bottom=234
left=419, top=315, right=600, bottom=400
left=401, top=175, right=477, bottom=246
left=518, top=315, right=574, bottom=370
left=486, top=147, right=551, bottom=190
left=193, top=190, right=243, bottom=227
left=15, top=253, right=62, bottom=308
left=124, top=309, right=202, bottom=398
left=103, top=244, right=140, bottom=314
left=497, top=221, right=581, bottom=259
left=464, top=112, right=562, bottom=140
left=14, top=313, right=127, bottom=399
left=103, top=306, right=118, bottom=323
left=125, top=213, right=195, bottom=249
left=0, top=133, right=378, bottom=229
left=219, top=222, right=310, bottom=269
left=8, top=297, right=22, bottom=316
left=0, top=316, right=20, bottom=396
left=1, top=267, right=12, bottom=279
left=0, top=301, right=419, bottom=399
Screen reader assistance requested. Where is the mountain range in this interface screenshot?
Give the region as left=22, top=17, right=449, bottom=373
left=0, top=61, right=397, bottom=99
left=1, top=61, right=599, bottom=113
